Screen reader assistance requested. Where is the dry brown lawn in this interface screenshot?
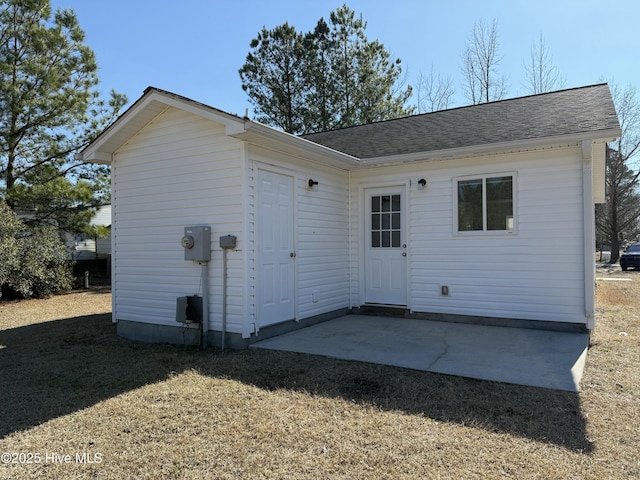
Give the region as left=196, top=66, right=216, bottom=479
left=0, top=275, right=638, bottom=479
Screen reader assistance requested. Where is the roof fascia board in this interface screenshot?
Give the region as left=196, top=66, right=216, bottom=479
left=146, top=91, right=246, bottom=134
left=82, top=151, right=112, bottom=164
left=80, top=89, right=247, bottom=163
left=81, top=87, right=357, bottom=168
left=80, top=93, right=165, bottom=163
left=356, top=128, right=621, bottom=167
left=235, top=120, right=361, bottom=168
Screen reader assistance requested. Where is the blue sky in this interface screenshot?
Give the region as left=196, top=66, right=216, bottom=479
left=50, top=0, right=639, bottom=116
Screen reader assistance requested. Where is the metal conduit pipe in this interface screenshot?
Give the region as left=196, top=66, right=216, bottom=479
left=201, top=262, right=209, bottom=350
left=219, top=235, right=236, bottom=351
left=221, top=247, right=227, bottom=351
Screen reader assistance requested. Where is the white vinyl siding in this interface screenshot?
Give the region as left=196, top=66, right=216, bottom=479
left=110, top=102, right=592, bottom=336
left=295, top=172, right=350, bottom=320
left=350, top=146, right=586, bottom=324
left=112, top=107, right=246, bottom=333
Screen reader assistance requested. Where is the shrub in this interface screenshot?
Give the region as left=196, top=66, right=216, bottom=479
left=0, top=203, right=72, bottom=299
left=0, top=203, right=22, bottom=292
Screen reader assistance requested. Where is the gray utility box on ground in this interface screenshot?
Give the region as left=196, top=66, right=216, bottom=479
left=181, top=226, right=211, bottom=261
left=176, top=296, right=203, bottom=324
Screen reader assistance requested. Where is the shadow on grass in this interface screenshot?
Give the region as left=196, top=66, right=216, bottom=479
left=0, top=314, right=591, bottom=452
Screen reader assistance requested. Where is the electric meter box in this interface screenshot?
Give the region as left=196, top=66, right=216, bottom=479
left=182, top=226, right=211, bottom=261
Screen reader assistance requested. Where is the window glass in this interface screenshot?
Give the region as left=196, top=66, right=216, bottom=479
left=457, top=175, right=514, bottom=233
left=486, top=176, right=513, bottom=231
left=458, top=179, right=483, bottom=231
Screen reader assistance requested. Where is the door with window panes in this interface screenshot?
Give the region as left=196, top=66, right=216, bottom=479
left=364, top=187, right=407, bottom=305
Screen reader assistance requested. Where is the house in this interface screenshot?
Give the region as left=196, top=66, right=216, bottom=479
left=73, top=204, right=112, bottom=260
left=78, top=84, right=620, bottom=348
left=70, top=204, right=112, bottom=280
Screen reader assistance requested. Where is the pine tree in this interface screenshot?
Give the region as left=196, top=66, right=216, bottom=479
left=303, top=18, right=335, bottom=133
left=239, top=23, right=308, bottom=134
left=0, top=0, right=126, bottom=233
left=239, top=5, right=413, bottom=134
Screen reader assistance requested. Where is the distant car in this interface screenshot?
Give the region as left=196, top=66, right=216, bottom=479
left=620, top=243, right=640, bottom=271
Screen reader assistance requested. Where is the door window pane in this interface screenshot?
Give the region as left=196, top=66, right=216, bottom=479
left=391, top=195, right=400, bottom=211
left=372, top=213, right=380, bottom=230
left=382, top=213, right=390, bottom=229
left=372, top=231, right=380, bottom=247
left=371, top=194, right=402, bottom=248
left=391, top=231, right=400, bottom=247
left=381, top=195, right=391, bottom=212
left=382, top=231, right=390, bottom=247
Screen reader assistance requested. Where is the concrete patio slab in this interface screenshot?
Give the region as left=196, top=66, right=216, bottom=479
left=251, top=315, right=590, bottom=391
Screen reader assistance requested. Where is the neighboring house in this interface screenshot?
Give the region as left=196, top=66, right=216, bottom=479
left=73, top=205, right=112, bottom=260
left=78, top=84, right=620, bottom=347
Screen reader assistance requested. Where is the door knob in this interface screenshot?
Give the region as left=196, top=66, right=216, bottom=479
left=402, top=252, right=407, bottom=257
left=290, top=252, right=296, bottom=258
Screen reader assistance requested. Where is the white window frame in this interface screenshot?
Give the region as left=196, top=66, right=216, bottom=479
left=453, top=172, right=517, bottom=236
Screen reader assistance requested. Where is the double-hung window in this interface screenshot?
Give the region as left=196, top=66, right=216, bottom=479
left=456, top=174, right=515, bottom=233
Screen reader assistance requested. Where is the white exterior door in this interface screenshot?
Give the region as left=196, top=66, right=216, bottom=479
left=257, top=169, right=295, bottom=327
left=364, top=187, right=408, bottom=305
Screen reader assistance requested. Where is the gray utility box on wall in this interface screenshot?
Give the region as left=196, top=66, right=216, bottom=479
left=181, top=225, right=211, bottom=261
left=220, top=234, right=237, bottom=249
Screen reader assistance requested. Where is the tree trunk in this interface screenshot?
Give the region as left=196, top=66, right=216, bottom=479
left=610, top=188, right=620, bottom=264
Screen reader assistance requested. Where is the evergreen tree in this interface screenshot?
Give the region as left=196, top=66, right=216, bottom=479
left=325, top=5, right=412, bottom=128
left=303, top=18, right=335, bottom=133
left=0, top=0, right=126, bottom=234
left=0, top=201, right=72, bottom=299
left=239, top=5, right=412, bottom=134
left=325, top=5, right=366, bottom=128
left=239, top=23, right=308, bottom=134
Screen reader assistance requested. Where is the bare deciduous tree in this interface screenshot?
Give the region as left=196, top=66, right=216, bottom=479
left=596, top=82, right=640, bottom=262
left=523, top=33, right=565, bottom=94
left=461, top=18, right=508, bottom=104
left=415, top=65, right=455, bottom=113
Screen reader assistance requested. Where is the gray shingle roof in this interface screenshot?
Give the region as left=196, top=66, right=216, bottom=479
left=301, top=84, right=620, bottom=159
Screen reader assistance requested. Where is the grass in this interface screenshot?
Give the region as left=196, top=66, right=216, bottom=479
left=0, top=275, right=638, bottom=479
